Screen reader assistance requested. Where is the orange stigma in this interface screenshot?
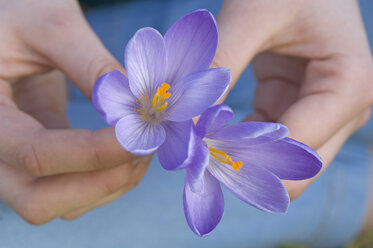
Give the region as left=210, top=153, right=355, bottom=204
left=209, top=147, right=243, bottom=171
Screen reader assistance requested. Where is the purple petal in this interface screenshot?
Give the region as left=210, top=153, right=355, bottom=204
left=239, top=137, right=322, bottom=180
left=115, top=114, right=165, bottom=155
left=208, top=158, right=289, bottom=214
left=124, top=27, right=167, bottom=98
left=208, top=135, right=322, bottom=180
left=196, top=104, right=234, bottom=137
left=92, top=70, right=136, bottom=126
left=185, top=140, right=210, bottom=192
left=166, top=68, right=231, bottom=122
left=164, top=9, right=217, bottom=84
left=157, top=120, right=196, bottom=170
left=207, top=122, right=289, bottom=146
left=183, top=170, right=224, bottom=237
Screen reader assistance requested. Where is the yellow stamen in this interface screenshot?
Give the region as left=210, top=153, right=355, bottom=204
left=209, top=147, right=243, bottom=171
left=161, top=83, right=170, bottom=91
left=152, top=95, right=158, bottom=109
left=156, top=102, right=168, bottom=111
left=152, top=83, right=171, bottom=110
left=135, top=83, right=171, bottom=122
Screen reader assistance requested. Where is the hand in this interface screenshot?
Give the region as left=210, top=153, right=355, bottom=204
left=0, top=0, right=150, bottom=224
left=213, top=0, right=373, bottom=199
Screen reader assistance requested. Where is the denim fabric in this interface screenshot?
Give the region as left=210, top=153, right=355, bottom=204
left=0, top=0, right=372, bottom=247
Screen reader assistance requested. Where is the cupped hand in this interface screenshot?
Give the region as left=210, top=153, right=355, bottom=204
left=213, top=0, right=373, bottom=199
left=0, top=0, right=150, bottom=224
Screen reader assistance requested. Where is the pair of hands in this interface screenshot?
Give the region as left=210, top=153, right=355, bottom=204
left=0, top=0, right=371, bottom=224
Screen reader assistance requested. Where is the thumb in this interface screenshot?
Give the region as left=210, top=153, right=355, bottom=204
left=23, top=3, right=122, bottom=98
left=212, top=0, right=299, bottom=85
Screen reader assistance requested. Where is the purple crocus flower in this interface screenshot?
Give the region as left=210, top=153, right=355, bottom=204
left=92, top=10, right=230, bottom=170
left=183, top=104, right=323, bottom=237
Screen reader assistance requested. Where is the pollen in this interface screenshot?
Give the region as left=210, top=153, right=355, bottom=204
left=135, top=83, right=171, bottom=123
left=209, top=147, right=243, bottom=171
left=152, top=83, right=171, bottom=111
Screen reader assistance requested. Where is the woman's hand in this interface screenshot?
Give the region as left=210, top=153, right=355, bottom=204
left=214, top=0, right=373, bottom=199
left=0, top=0, right=150, bottom=224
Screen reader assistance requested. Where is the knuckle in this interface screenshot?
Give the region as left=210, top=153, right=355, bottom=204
left=16, top=195, right=53, bottom=225
left=314, top=57, right=373, bottom=106
left=16, top=143, right=44, bottom=177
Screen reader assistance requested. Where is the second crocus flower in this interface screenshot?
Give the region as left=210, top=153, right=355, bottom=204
left=183, top=104, right=323, bottom=237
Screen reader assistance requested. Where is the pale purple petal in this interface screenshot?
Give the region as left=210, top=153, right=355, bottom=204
left=124, top=27, right=167, bottom=98
left=164, top=9, right=217, bottom=84
left=166, top=68, right=231, bottom=122
left=207, top=135, right=322, bottom=180
left=239, top=137, right=322, bottom=180
left=207, top=122, right=289, bottom=146
left=185, top=140, right=210, bottom=192
left=157, top=120, right=196, bottom=170
left=115, top=114, right=165, bottom=155
left=208, top=158, right=289, bottom=213
left=196, top=104, right=234, bottom=137
left=92, top=70, right=136, bottom=126
left=183, top=170, right=224, bottom=237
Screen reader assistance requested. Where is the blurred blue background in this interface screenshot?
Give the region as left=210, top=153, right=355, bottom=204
left=0, top=0, right=372, bottom=247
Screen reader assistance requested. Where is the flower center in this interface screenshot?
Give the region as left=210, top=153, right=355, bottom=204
left=135, top=83, right=171, bottom=123
left=209, top=147, right=243, bottom=171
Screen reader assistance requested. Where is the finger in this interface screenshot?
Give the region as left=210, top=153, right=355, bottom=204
left=13, top=70, right=69, bottom=129
left=0, top=104, right=136, bottom=176
left=251, top=52, right=372, bottom=149
left=282, top=108, right=371, bottom=200
left=251, top=52, right=307, bottom=121
left=21, top=1, right=123, bottom=98
left=0, top=158, right=142, bottom=225
left=212, top=0, right=298, bottom=85
left=61, top=155, right=151, bottom=220
left=278, top=57, right=372, bottom=149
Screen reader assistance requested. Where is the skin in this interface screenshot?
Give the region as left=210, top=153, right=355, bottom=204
left=0, top=0, right=372, bottom=235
